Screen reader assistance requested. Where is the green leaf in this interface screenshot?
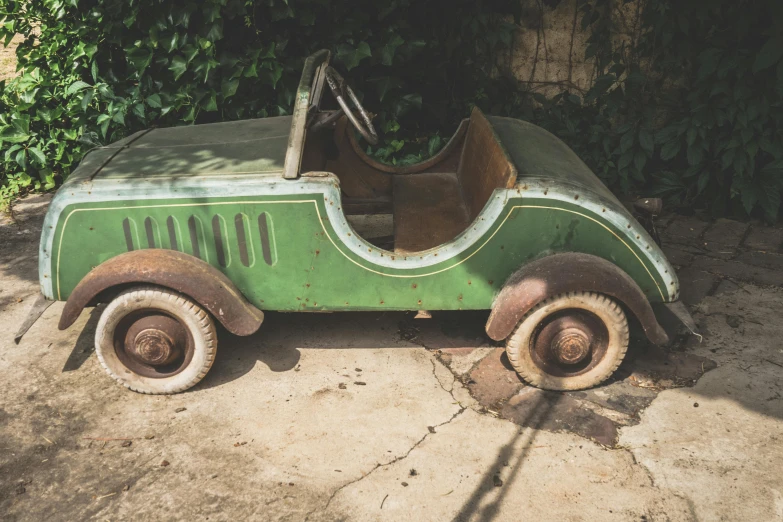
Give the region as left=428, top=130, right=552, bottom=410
left=753, top=35, right=783, bottom=73
left=111, top=110, right=125, bottom=125
left=5, top=144, right=22, bottom=161
left=620, top=130, right=635, bottom=153
left=696, top=170, right=710, bottom=194
left=126, top=48, right=153, bottom=74
left=15, top=149, right=26, bottom=169
left=81, top=89, right=94, bottom=111
left=28, top=146, right=46, bottom=166
left=427, top=135, right=443, bottom=157
left=259, top=62, right=283, bottom=89
left=169, top=56, right=188, bottom=80
left=383, top=120, right=400, bottom=134
left=633, top=150, right=647, bottom=172
left=221, top=78, right=240, bottom=99
left=660, top=141, right=681, bottom=161
left=687, top=143, right=703, bottom=166
left=392, top=93, right=422, bottom=119
left=638, top=128, right=654, bottom=155
left=740, top=183, right=760, bottom=215
left=164, top=33, right=180, bottom=53
left=336, top=42, right=372, bottom=71
left=66, top=80, right=91, bottom=96
left=206, top=22, right=223, bottom=42
left=618, top=150, right=634, bottom=170
left=132, top=103, right=146, bottom=120
left=379, top=34, right=404, bottom=66
left=146, top=93, right=162, bottom=108
left=202, top=91, right=218, bottom=111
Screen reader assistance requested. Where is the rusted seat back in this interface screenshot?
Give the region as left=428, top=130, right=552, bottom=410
left=456, top=108, right=517, bottom=221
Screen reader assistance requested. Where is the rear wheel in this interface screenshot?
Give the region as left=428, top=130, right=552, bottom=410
left=95, top=286, right=217, bottom=394
left=505, top=291, right=629, bottom=391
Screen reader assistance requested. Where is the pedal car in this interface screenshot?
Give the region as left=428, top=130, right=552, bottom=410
left=17, top=50, right=693, bottom=394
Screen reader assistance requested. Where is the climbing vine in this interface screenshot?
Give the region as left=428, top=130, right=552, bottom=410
left=1, top=0, right=782, bottom=221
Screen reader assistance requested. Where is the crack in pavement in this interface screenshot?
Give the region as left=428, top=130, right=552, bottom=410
left=305, top=356, right=467, bottom=520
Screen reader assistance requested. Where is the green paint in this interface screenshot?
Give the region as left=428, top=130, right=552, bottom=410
left=50, top=193, right=668, bottom=309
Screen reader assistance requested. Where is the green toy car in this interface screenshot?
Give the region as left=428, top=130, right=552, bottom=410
left=17, top=50, right=694, bottom=394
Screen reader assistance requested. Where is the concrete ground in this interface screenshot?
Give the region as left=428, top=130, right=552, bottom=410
left=1, top=195, right=782, bottom=521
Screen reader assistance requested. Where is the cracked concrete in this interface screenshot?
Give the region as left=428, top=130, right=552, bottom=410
left=2, top=195, right=783, bottom=521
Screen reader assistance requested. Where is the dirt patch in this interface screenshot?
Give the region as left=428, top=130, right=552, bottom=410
left=1, top=34, right=22, bottom=82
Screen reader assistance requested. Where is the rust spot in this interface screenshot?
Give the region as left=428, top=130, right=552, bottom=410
left=57, top=250, right=264, bottom=336
left=468, top=280, right=472, bottom=285
left=488, top=280, right=494, bottom=285
left=315, top=250, right=320, bottom=255
left=417, top=299, right=422, bottom=305
left=380, top=300, right=385, bottom=305
left=412, top=283, right=418, bottom=289
left=602, top=208, right=606, bottom=212
left=574, top=195, right=579, bottom=200
left=305, top=298, right=309, bottom=302
left=306, top=283, right=310, bottom=288
left=458, top=294, right=463, bottom=301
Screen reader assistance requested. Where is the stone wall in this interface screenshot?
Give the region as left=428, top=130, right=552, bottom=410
left=502, top=0, right=643, bottom=96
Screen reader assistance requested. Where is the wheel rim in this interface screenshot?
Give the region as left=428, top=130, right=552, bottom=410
left=113, top=310, right=195, bottom=378
left=529, top=308, right=609, bottom=377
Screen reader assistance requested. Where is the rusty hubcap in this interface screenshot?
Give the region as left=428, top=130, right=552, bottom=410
left=530, top=309, right=609, bottom=377
left=551, top=328, right=591, bottom=365
left=130, top=328, right=179, bottom=365
left=114, top=311, right=194, bottom=378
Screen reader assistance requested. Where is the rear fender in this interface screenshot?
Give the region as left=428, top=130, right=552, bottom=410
left=58, top=250, right=264, bottom=336
left=485, top=253, right=669, bottom=345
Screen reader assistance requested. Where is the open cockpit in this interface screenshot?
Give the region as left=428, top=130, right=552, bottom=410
left=301, top=107, right=517, bottom=254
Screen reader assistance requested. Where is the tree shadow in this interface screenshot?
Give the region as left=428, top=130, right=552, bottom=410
left=61, top=305, right=103, bottom=372
left=453, top=392, right=559, bottom=522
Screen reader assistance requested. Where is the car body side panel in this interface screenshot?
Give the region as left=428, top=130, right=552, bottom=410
left=44, top=175, right=675, bottom=311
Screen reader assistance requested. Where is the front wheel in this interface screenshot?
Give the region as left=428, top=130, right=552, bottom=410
left=505, top=291, right=629, bottom=391
left=95, top=286, right=217, bottom=394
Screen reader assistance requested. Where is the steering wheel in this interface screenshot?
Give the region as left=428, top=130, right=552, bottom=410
left=324, top=66, right=379, bottom=145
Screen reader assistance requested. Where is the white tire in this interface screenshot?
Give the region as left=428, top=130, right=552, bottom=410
left=505, top=291, right=629, bottom=391
left=95, top=286, right=217, bottom=394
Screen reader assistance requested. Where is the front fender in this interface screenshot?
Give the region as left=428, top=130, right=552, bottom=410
left=58, top=250, right=264, bottom=336
left=485, top=253, right=669, bottom=345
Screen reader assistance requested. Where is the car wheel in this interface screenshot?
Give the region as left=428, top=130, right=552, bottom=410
left=505, top=291, right=629, bottom=391
left=95, top=286, right=217, bottom=394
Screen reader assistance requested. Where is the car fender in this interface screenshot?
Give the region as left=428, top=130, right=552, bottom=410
left=485, top=252, right=669, bottom=345
left=58, top=250, right=264, bottom=336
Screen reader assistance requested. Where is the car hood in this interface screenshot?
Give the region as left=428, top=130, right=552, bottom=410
left=67, top=116, right=292, bottom=183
